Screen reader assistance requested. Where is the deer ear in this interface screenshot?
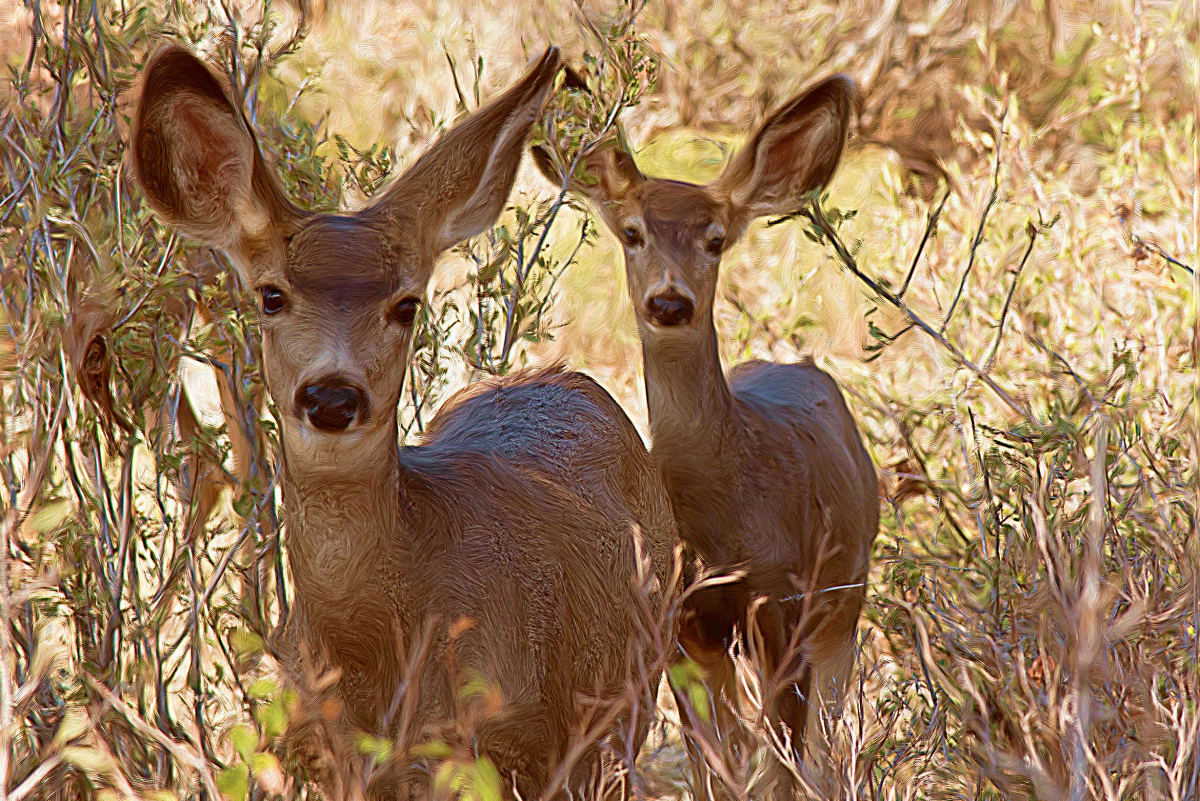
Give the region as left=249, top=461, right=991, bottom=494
left=130, top=44, right=298, bottom=274
left=715, top=74, right=856, bottom=220
left=533, top=134, right=643, bottom=214
left=375, top=46, right=562, bottom=255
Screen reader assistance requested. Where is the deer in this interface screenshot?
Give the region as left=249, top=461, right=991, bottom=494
left=129, top=42, right=680, bottom=800
left=533, top=74, right=879, bottom=798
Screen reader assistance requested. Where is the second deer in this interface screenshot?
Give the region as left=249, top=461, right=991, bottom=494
left=536, top=75, right=879, bottom=797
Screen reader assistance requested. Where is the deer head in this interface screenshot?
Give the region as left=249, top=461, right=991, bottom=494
left=535, top=75, right=855, bottom=347
left=132, top=43, right=561, bottom=470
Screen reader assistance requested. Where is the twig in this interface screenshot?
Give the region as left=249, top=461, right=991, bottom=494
left=1116, top=210, right=1195, bottom=276
left=941, top=117, right=1004, bottom=332
left=981, top=219, right=1040, bottom=373
left=899, top=186, right=951, bottom=298
left=803, top=202, right=1030, bottom=419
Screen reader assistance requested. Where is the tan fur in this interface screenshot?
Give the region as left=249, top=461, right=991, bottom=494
left=130, top=43, right=677, bottom=800
left=539, top=74, right=878, bottom=799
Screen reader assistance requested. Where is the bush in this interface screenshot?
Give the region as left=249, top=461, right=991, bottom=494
left=1, top=0, right=1195, bottom=798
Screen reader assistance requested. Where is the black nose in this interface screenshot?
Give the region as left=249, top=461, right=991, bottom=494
left=297, top=382, right=365, bottom=432
left=645, top=294, right=694, bottom=327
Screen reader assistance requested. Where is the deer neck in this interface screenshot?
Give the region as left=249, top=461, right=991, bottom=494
left=279, top=420, right=407, bottom=624
left=642, top=320, right=733, bottom=444
left=640, top=320, right=741, bottom=563
left=276, top=418, right=429, bottom=726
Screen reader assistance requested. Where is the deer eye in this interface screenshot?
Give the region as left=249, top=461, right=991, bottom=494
left=388, top=297, right=421, bottom=327
left=621, top=224, right=645, bottom=248
left=704, top=226, right=726, bottom=256
left=259, top=286, right=287, bottom=315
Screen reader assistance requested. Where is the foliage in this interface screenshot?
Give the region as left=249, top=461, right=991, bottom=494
left=0, top=0, right=1196, bottom=799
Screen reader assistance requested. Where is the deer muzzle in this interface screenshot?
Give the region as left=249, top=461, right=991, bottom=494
left=644, top=292, right=695, bottom=327
left=297, top=381, right=367, bottom=433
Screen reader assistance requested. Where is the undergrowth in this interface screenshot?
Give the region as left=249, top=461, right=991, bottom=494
left=0, top=0, right=1196, bottom=799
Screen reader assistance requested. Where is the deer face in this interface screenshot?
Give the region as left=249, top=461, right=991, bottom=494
left=132, top=45, right=560, bottom=464
left=252, top=215, right=425, bottom=444
left=605, top=178, right=730, bottom=335
left=537, top=74, right=856, bottom=346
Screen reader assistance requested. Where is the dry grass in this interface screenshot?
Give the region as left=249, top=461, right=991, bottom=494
left=1, top=0, right=1197, bottom=799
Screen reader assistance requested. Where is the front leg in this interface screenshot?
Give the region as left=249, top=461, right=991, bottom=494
left=272, top=615, right=367, bottom=800
left=672, top=596, right=750, bottom=801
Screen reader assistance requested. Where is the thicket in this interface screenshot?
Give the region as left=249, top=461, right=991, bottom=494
left=0, top=0, right=1196, bottom=798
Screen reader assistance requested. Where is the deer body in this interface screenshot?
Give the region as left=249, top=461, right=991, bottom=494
left=132, top=44, right=676, bottom=800
left=648, top=351, right=874, bottom=593
left=537, top=74, right=878, bottom=797
left=277, top=367, right=675, bottom=796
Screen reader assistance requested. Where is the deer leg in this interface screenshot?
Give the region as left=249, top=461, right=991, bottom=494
left=672, top=599, right=745, bottom=801
left=602, top=678, right=659, bottom=801
left=754, top=605, right=811, bottom=801
left=797, top=597, right=862, bottom=800
left=669, top=654, right=742, bottom=801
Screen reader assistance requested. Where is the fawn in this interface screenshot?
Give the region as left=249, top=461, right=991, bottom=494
left=130, top=43, right=679, bottom=800
left=535, top=74, right=879, bottom=797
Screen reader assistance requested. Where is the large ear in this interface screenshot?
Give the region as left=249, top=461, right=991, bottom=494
left=372, top=46, right=562, bottom=254
left=531, top=130, right=644, bottom=216
left=130, top=44, right=299, bottom=264
left=714, top=74, right=856, bottom=220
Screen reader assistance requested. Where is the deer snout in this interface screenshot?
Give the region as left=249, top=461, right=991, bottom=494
left=297, top=381, right=367, bottom=433
left=644, top=292, right=695, bottom=327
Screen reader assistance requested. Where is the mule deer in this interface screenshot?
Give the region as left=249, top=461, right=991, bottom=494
left=535, top=74, right=879, bottom=797
left=130, top=43, right=678, bottom=799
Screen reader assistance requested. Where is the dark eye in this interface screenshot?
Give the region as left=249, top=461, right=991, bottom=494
left=705, top=233, right=725, bottom=256
left=260, top=286, right=287, bottom=315
left=388, top=297, right=421, bottom=327
left=621, top=224, right=644, bottom=248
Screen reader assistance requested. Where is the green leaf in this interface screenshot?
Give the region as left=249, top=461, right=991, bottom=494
left=356, top=733, right=393, bottom=764
left=412, top=740, right=453, bottom=759
left=469, top=756, right=503, bottom=801
left=230, top=723, right=257, bottom=763
left=229, top=629, right=264, bottom=658
left=218, top=764, right=250, bottom=801
left=61, top=745, right=112, bottom=775
left=688, top=683, right=712, bottom=724
left=254, top=697, right=289, bottom=739
left=28, top=498, right=73, bottom=533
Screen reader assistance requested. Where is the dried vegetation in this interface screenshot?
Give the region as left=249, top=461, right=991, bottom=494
left=0, top=0, right=1197, bottom=798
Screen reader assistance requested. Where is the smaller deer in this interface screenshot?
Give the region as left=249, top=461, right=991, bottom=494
left=131, top=43, right=678, bottom=800
left=535, top=75, right=879, bottom=797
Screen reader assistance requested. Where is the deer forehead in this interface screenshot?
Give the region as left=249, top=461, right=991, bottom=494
left=634, top=180, right=727, bottom=240
left=281, top=214, right=422, bottom=305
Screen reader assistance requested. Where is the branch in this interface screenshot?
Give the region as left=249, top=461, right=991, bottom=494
left=802, top=202, right=1030, bottom=420
left=941, top=117, right=1005, bottom=332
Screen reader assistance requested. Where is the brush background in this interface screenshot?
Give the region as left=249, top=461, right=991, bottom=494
left=1, top=0, right=1197, bottom=799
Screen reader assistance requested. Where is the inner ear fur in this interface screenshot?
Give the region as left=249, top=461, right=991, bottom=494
left=715, top=73, right=856, bottom=221
left=130, top=43, right=299, bottom=254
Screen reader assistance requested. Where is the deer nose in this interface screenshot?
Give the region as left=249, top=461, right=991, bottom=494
left=645, top=293, right=694, bottom=327
left=297, top=382, right=366, bottom=432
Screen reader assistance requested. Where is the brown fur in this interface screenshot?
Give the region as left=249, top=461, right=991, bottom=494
left=538, top=75, right=878, bottom=798
left=130, top=43, right=677, bottom=800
